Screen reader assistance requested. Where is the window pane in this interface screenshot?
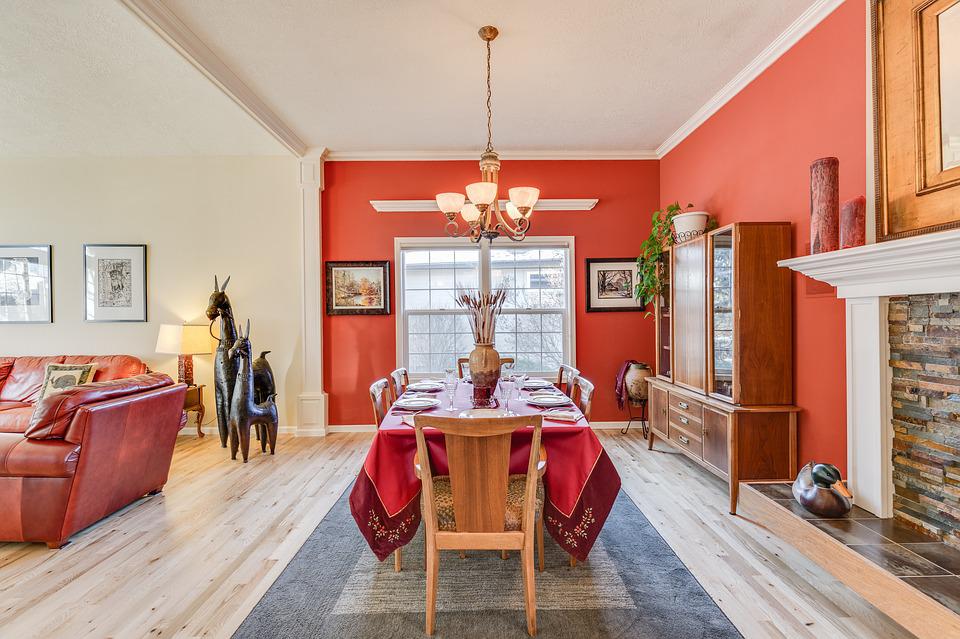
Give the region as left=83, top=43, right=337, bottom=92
left=542, top=313, right=562, bottom=332
left=409, top=314, right=430, bottom=333
left=429, top=268, right=455, bottom=289
left=409, top=333, right=430, bottom=354
left=409, top=354, right=430, bottom=373
left=430, top=250, right=456, bottom=265
left=405, top=290, right=429, bottom=309
left=455, top=268, right=479, bottom=290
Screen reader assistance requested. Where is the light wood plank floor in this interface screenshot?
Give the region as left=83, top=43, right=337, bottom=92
left=0, top=431, right=914, bottom=638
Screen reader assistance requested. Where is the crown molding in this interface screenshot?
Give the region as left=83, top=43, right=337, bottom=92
left=371, top=199, right=598, bottom=213
left=655, top=0, right=845, bottom=158
left=118, top=0, right=308, bottom=157
left=325, top=149, right=659, bottom=161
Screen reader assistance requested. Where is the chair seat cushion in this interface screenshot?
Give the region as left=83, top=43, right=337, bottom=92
left=432, top=475, right=543, bottom=532
left=0, top=432, right=80, bottom=478
left=0, top=406, right=33, bottom=433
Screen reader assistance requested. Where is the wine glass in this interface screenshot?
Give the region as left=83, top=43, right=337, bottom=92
left=443, top=368, right=457, bottom=412
left=500, top=375, right=515, bottom=413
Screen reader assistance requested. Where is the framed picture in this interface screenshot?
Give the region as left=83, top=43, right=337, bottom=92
left=0, top=244, right=52, bottom=323
left=83, top=244, right=147, bottom=322
left=585, top=258, right=643, bottom=312
left=325, top=260, right=390, bottom=316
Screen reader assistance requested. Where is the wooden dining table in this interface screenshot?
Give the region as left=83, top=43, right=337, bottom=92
left=349, top=381, right=622, bottom=562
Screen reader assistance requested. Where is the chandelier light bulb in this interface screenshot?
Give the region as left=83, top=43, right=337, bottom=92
left=465, top=182, right=498, bottom=206
left=508, top=187, right=540, bottom=210
left=436, top=192, right=466, bottom=214
left=460, top=202, right=482, bottom=223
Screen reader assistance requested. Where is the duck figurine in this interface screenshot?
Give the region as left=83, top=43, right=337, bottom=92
left=792, top=462, right=853, bottom=517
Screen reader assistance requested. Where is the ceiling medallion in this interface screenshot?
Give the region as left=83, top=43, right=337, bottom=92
left=435, top=26, right=540, bottom=243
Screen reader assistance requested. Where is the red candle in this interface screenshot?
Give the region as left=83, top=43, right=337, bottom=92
left=810, top=157, right=839, bottom=254
left=840, top=196, right=866, bottom=249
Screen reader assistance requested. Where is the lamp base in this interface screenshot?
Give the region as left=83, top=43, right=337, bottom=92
left=178, top=355, right=195, bottom=386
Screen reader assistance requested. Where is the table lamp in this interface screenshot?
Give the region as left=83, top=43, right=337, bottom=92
left=156, top=323, right=213, bottom=386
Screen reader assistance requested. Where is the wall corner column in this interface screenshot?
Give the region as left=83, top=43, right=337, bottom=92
left=298, top=152, right=327, bottom=435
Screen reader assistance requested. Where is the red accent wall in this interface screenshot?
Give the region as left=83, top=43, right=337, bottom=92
left=659, top=0, right=866, bottom=471
left=322, top=160, right=659, bottom=425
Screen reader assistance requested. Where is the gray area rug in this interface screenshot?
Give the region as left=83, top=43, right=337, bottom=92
left=234, top=488, right=741, bottom=638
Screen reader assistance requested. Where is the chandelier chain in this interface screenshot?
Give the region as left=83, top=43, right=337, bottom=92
left=485, top=38, right=493, bottom=153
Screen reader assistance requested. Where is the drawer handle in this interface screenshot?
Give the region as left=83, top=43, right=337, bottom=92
left=679, top=416, right=689, bottom=425
left=678, top=435, right=690, bottom=445
left=678, top=401, right=689, bottom=410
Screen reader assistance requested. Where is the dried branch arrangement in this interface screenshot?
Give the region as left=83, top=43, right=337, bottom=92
left=455, top=289, right=507, bottom=344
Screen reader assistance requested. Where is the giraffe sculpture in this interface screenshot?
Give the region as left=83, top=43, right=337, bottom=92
left=205, top=275, right=238, bottom=448
left=228, top=320, right=279, bottom=462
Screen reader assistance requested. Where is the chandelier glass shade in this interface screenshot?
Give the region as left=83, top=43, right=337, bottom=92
left=435, top=26, right=540, bottom=243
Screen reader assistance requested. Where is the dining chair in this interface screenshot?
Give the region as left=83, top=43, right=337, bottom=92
left=389, top=367, right=409, bottom=401
left=556, top=364, right=580, bottom=397
left=456, top=357, right=470, bottom=379
left=369, top=377, right=405, bottom=571
left=571, top=375, right=595, bottom=423
left=414, top=414, right=546, bottom=636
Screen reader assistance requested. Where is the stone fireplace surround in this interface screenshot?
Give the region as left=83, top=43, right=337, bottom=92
left=780, top=228, right=960, bottom=522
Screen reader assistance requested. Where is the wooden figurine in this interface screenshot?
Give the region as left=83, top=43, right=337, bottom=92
left=205, top=275, right=238, bottom=449
left=252, top=350, right=277, bottom=453
left=228, top=320, right=279, bottom=462
left=792, top=462, right=853, bottom=517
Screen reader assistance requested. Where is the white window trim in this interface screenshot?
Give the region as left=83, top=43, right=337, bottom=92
left=394, top=236, right=576, bottom=379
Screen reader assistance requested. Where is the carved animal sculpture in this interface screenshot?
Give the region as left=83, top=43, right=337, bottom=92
left=792, top=462, right=853, bottom=517
left=252, top=350, right=278, bottom=452
left=205, top=275, right=238, bottom=448
left=228, top=320, right=278, bottom=462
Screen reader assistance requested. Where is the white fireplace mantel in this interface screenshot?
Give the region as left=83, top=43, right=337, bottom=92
left=779, top=228, right=960, bottom=517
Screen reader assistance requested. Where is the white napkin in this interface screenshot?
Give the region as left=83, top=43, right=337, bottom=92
left=541, top=410, right=580, bottom=422
left=401, top=415, right=416, bottom=427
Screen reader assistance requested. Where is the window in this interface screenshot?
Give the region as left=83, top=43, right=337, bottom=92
left=396, top=237, right=575, bottom=377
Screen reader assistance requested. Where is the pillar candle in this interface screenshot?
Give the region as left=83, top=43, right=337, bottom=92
left=840, top=195, right=866, bottom=249
left=810, top=157, right=839, bottom=254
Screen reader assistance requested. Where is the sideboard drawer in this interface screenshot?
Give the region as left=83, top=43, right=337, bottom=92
left=668, top=393, right=703, bottom=422
left=668, top=410, right=703, bottom=458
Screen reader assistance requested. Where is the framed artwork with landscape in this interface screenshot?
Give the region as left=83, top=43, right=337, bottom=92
left=585, top=258, right=643, bottom=312
left=0, top=244, right=52, bottom=323
left=325, top=260, right=390, bottom=315
left=83, top=244, right=147, bottom=322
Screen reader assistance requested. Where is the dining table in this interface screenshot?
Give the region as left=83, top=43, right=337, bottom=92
left=349, top=380, right=622, bottom=562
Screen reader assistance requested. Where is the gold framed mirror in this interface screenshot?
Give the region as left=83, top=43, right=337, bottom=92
left=875, top=0, right=960, bottom=241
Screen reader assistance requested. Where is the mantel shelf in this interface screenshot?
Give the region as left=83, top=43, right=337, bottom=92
left=370, top=198, right=599, bottom=213
left=777, top=228, right=960, bottom=298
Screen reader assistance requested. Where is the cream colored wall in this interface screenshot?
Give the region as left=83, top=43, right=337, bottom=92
left=0, top=156, right=303, bottom=430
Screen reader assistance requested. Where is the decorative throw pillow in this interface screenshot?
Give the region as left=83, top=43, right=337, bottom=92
left=37, top=363, right=98, bottom=401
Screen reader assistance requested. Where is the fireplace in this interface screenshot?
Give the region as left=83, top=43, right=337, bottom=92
left=780, top=229, right=960, bottom=522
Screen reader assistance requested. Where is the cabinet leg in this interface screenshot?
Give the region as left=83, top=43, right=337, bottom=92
left=729, top=477, right=739, bottom=515
left=647, top=429, right=656, bottom=451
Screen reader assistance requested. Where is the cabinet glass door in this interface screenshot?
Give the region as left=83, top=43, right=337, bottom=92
left=711, top=230, right=734, bottom=399
left=656, top=251, right=671, bottom=378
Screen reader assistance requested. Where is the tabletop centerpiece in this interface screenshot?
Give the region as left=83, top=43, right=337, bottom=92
left=456, top=288, right=507, bottom=407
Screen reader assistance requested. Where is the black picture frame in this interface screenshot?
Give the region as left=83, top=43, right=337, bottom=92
left=0, top=244, right=53, bottom=324
left=83, top=244, right=148, bottom=322
left=325, top=260, right=391, bottom=316
left=585, top=257, right=644, bottom=313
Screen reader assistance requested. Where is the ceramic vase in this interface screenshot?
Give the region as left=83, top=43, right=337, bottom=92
left=840, top=195, right=866, bottom=249
left=469, top=342, right=501, bottom=407
left=624, top=362, right=652, bottom=405
left=810, top=157, right=839, bottom=254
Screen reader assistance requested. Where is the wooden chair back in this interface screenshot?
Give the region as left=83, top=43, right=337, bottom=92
left=389, top=367, right=409, bottom=401
left=571, top=375, right=595, bottom=422
left=456, top=357, right=470, bottom=379
left=369, top=378, right=392, bottom=427
left=415, top=415, right=542, bottom=536
left=557, top=364, right=581, bottom=397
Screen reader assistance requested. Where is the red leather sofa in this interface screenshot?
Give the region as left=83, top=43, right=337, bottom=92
left=0, top=356, right=187, bottom=548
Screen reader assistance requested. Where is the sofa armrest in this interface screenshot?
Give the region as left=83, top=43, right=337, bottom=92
left=0, top=432, right=80, bottom=478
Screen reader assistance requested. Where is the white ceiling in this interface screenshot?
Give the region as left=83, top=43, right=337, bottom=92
left=1, top=0, right=825, bottom=158
left=0, top=1, right=287, bottom=156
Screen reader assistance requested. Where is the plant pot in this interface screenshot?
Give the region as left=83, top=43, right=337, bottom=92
left=624, top=362, right=652, bottom=405
left=672, top=211, right=710, bottom=242
left=469, top=342, right=501, bottom=407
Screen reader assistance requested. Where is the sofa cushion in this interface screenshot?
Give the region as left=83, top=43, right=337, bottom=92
left=0, top=358, right=14, bottom=393
left=63, top=355, right=147, bottom=382
left=0, top=433, right=80, bottom=478
left=0, top=356, right=65, bottom=403
left=0, top=406, right=32, bottom=434
left=38, top=363, right=98, bottom=401
left=25, top=373, right=174, bottom=440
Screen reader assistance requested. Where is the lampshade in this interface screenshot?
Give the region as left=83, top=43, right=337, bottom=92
left=508, top=186, right=540, bottom=210
left=156, top=324, right=214, bottom=355
left=460, top=202, right=482, bottom=223
left=435, top=192, right=466, bottom=214
left=505, top=202, right=522, bottom=220
left=465, top=182, right=498, bottom=206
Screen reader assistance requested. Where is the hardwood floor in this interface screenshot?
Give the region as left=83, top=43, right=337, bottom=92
left=0, top=431, right=916, bottom=638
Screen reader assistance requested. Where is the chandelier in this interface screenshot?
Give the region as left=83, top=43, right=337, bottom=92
left=435, top=26, right=540, bottom=243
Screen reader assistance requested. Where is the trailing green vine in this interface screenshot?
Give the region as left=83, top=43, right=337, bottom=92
left=635, top=202, right=692, bottom=316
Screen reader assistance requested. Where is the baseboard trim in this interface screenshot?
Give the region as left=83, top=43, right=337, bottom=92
left=326, top=424, right=378, bottom=433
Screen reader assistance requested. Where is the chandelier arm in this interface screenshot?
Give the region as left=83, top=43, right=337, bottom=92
left=491, top=200, right=527, bottom=238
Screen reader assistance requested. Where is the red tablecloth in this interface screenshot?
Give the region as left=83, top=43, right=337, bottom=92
left=349, top=382, right=621, bottom=562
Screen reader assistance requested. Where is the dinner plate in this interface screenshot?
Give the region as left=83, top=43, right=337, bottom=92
left=394, top=397, right=441, bottom=410
left=458, top=408, right=513, bottom=418
left=526, top=395, right=573, bottom=408
left=407, top=381, right=443, bottom=392
left=521, top=378, right=553, bottom=390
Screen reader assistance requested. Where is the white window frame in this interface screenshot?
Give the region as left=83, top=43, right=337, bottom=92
left=394, top=235, right=576, bottom=380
